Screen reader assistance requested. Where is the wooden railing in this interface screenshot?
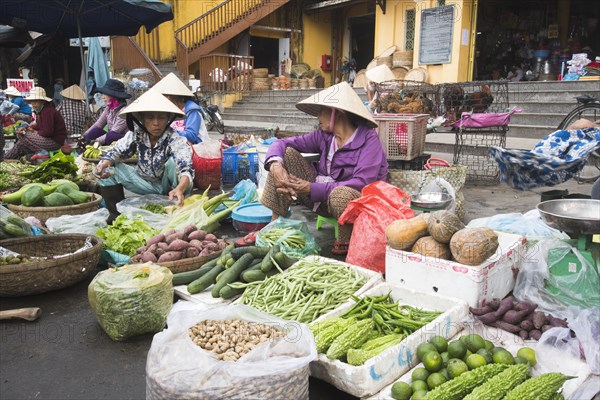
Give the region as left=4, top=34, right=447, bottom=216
left=198, top=54, right=254, bottom=93
left=111, top=36, right=163, bottom=83
left=134, top=29, right=161, bottom=64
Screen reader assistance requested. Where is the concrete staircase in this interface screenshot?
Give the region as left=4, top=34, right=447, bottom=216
left=222, top=81, right=600, bottom=159
left=154, top=61, right=185, bottom=81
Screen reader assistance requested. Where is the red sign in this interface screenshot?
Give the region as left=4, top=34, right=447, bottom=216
left=6, top=79, right=35, bottom=95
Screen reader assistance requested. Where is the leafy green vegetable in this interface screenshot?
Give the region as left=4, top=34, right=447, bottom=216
left=96, top=215, right=158, bottom=256
left=141, top=203, right=167, bottom=215
left=0, top=162, right=35, bottom=191
left=19, top=152, right=78, bottom=183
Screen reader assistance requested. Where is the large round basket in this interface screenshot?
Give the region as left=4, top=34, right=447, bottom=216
left=0, top=234, right=103, bottom=297
left=8, top=193, right=102, bottom=224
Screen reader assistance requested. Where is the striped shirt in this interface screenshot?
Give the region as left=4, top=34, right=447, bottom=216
left=57, top=99, right=88, bottom=135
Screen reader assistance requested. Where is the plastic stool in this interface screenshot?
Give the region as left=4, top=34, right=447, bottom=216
left=316, top=215, right=338, bottom=239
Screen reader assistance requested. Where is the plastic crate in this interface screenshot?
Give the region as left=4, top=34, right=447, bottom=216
left=192, top=156, right=222, bottom=190
left=374, top=113, right=428, bottom=161
left=222, top=148, right=259, bottom=185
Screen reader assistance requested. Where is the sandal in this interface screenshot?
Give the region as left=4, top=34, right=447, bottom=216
left=331, top=240, right=350, bottom=255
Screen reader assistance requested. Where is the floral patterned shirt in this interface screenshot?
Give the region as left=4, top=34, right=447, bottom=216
left=102, top=126, right=194, bottom=183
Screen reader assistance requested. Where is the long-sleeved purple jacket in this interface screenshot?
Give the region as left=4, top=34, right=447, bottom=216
left=265, top=125, right=388, bottom=203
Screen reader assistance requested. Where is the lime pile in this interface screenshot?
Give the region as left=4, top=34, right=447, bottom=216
left=390, top=334, right=537, bottom=400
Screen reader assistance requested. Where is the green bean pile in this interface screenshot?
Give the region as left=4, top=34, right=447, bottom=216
left=258, top=227, right=306, bottom=249
left=241, top=258, right=367, bottom=324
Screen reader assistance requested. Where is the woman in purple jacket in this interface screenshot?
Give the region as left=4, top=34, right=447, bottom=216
left=262, top=82, right=388, bottom=255
left=83, top=79, right=130, bottom=145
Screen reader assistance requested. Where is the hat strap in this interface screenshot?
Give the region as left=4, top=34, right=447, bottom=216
left=329, top=108, right=336, bottom=132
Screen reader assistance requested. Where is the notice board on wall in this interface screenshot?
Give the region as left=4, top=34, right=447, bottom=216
left=418, top=5, right=455, bottom=65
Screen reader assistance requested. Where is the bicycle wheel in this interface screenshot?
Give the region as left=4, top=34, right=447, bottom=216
left=204, top=112, right=215, bottom=132
left=558, top=103, right=600, bottom=130
left=211, top=111, right=225, bottom=134
left=576, top=151, right=600, bottom=184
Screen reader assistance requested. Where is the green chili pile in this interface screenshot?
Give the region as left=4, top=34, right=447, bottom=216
left=241, top=258, right=367, bottom=324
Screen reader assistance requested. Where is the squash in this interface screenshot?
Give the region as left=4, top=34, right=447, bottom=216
left=43, top=192, right=74, bottom=207
left=21, top=186, right=45, bottom=207
left=450, top=227, right=499, bottom=266
left=427, top=210, right=465, bottom=244
left=412, top=236, right=451, bottom=260
left=385, top=215, right=429, bottom=250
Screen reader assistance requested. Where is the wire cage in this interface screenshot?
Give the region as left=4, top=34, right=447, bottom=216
left=372, top=80, right=438, bottom=115
left=439, top=80, right=510, bottom=123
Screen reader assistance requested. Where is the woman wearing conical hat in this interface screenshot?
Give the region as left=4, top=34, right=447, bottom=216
left=4, top=86, right=32, bottom=123
left=152, top=72, right=208, bottom=144
left=261, top=82, right=388, bottom=255
left=94, top=90, right=194, bottom=221
left=365, top=64, right=396, bottom=111
left=56, top=84, right=89, bottom=136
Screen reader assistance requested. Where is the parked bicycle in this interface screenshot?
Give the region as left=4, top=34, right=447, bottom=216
left=557, top=94, right=600, bottom=183
left=194, top=90, right=225, bottom=134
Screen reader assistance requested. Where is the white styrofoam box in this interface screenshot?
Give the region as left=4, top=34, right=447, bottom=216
left=231, top=255, right=383, bottom=323
left=367, top=324, right=596, bottom=400
left=174, top=285, right=234, bottom=306
left=309, top=282, right=469, bottom=398
left=385, top=232, right=526, bottom=308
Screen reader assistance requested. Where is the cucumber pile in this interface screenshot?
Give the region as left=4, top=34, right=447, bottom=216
left=0, top=213, right=33, bottom=239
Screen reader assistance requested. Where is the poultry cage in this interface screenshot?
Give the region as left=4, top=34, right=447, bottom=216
left=438, top=81, right=510, bottom=184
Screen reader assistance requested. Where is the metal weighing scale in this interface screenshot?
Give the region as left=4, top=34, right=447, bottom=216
left=537, top=199, right=600, bottom=308
left=410, top=192, right=453, bottom=213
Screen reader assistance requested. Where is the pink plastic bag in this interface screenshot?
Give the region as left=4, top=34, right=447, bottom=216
left=451, top=109, right=521, bottom=129
left=339, top=181, right=414, bottom=273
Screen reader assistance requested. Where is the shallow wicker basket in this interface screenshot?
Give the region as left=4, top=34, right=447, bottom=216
left=0, top=234, right=103, bottom=297
left=8, top=193, right=102, bottom=224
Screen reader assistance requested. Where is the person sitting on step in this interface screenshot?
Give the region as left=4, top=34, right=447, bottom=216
left=83, top=79, right=130, bottom=145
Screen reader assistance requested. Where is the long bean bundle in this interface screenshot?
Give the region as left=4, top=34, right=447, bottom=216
left=241, top=258, right=367, bottom=324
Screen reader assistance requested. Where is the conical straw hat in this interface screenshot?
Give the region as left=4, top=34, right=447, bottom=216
left=296, top=82, right=377, bottom=128
left=4, top=86, right=21, bottom=97
left=366, top=64, right=396, bottom=84
left=26, top=87, right=52, bottom=102
left=119, top=89, right=185, bottom=119
left=152, top=72, right=194, bottom=97
left=61, top=85, right=86, bottom=100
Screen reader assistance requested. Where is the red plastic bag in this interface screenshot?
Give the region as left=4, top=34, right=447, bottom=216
left=339, top=181, right=414, bottom=273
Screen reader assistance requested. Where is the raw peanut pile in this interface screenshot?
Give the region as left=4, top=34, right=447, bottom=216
left=188, top=319, right=284, bottom=361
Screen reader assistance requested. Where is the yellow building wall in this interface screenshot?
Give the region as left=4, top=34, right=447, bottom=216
left=375, top=0, right=475, bottom=83
left=302, top=11, right=333, bottom=85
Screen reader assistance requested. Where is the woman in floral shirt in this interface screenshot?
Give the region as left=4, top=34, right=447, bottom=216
left=94, top=90, right=194, bottom=222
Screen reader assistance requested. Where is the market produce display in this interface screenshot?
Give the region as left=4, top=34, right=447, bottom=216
left=96, top=215, right=159, bottom=256
left=2, top=180, right=82, bottom=205
left=82, top=145, right=102, bottom=159
left=188, top=319, right=285, bottom=361
left=18, top=152, right=78, bottom=183
left=388, top=333, right=574, bottom=400
left=241, top=258, right=368, bottom=323
left=310, top=293, right=442, bottom=365
left=0, top=161, right=35, bottom=191
left=129, top=225, right=228, bottom=264
left=385, top=212, right=500, bottom=265
left=0, top=255, right=36, bottom=265
left=470, top=295, right=570, bottom=341
left=0, top=213, right=32, bottom=239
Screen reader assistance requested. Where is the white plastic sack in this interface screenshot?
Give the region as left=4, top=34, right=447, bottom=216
left=421, top=177, right=456, bottom=212
left=193, top=136, right=221, bottom=159
left=46, top=208, right=109, bottom=235
left=116, top=194, right=173, bottom=230
left=146, top=303, right=316, bottom=400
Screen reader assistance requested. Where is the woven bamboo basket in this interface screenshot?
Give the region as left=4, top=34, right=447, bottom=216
left=0, top=234, right=103, bottom=297
left=8, top=193, right=102, bottom=224
left=253, top=68, right=269, bottom=78
left=393, top=51, right=413, bottom=67
left=307, top=78, right=317, bottom=89
left=391, top=66, right=410, bottom=80
left=376, top=56, right=393, bottom=68
left=299, top=78, right=309, bottom=89
left=130, top=241, right=229, bottom=274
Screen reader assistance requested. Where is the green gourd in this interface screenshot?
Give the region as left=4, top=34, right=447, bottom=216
left=55, top=183, right=88, bottom=204
left=21, top=186, right=45, bottom=207
left=43, top=192, right=74, bottom=207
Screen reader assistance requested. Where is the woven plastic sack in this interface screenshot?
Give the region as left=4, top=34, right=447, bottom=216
left=88, top=263, right=173, bottom=341
left=146, top=303, right=316, bottom=400
left=255, top=217, right=319, bottom=258
left=340, top=181, right=414, bottom=273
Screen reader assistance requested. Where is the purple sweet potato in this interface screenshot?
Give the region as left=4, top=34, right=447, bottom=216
left=130, top=254, right=142, bottom=263
left=218, top=240, right=228, bottom=249
left=136, top=245, right=147, bottom=255
left=146, top=233, right=166, bottom=247
left=187, top=230, right=206, bottom=241
left=189, top=239, right=204, bottom=250
left=206, top=242, right=220, bottom=252
left=141, top=252, right=158, bottom=263
left=155, top=248, right=166, bottom=257
left=183, top=224, right=197, bottom=236
left=520, top=320, right=534, bottom=331
left=502, top=309, right=531, bottom=325
left=165, top=231, right=185, bottom=244
left=518, top=330, right=529, bottom=340
left=514, top=301, right=538, bottom=313
left=549, top=316, right=569, bottom=328
left=162, top=229, right=176, bottom=237
left=542, top=324, right=553, bottom=333
left=201, top=240, right=214, bottom=247
left=493, top=296, right=515, bottom=319
left=532, top=311, right=548, bottom=329
left=490, top=320, right=521, bottom=334
left=469, top=305, right=492, bottom=316
left=156, top=242, right=169, bottom=251
left=147, top=243, right=159, bottom=254
left=204, top=233, right=217, bottom=242
left=529, top=329, right=542, bottom=341
left=199, top=247, right=211, bottom=257
left=158, top=251, right=184, bottom=263
left=168, top=239, right=191, bottom=252
left=478, top=311, right=499, bottom=324
left=185, top=247, right=200, bottom=258
left=486, top=298, right=501, bottom=310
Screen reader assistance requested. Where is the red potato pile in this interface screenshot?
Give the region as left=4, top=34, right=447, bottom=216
left=130, top=224, right=228, bottom=264
left=470, top=295, right=570, bottom=341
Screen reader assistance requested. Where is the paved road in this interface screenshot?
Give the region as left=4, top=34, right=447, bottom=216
left=0, top=177, right=593, bottom=399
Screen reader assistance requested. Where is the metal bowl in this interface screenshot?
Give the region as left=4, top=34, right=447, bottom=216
left=537, top=199, right=600, bottom=235
left=410, top=192, right=453, bottom=210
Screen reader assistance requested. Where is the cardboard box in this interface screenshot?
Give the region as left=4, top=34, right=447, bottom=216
left=385, top=232, right=526, bottom=307
left=309, top=282, right=469, bottom=398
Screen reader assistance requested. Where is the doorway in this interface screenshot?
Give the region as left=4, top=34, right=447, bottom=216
left=250, top=36, right=280, bottom=75
left=349, top=15, right=375, bottom=70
